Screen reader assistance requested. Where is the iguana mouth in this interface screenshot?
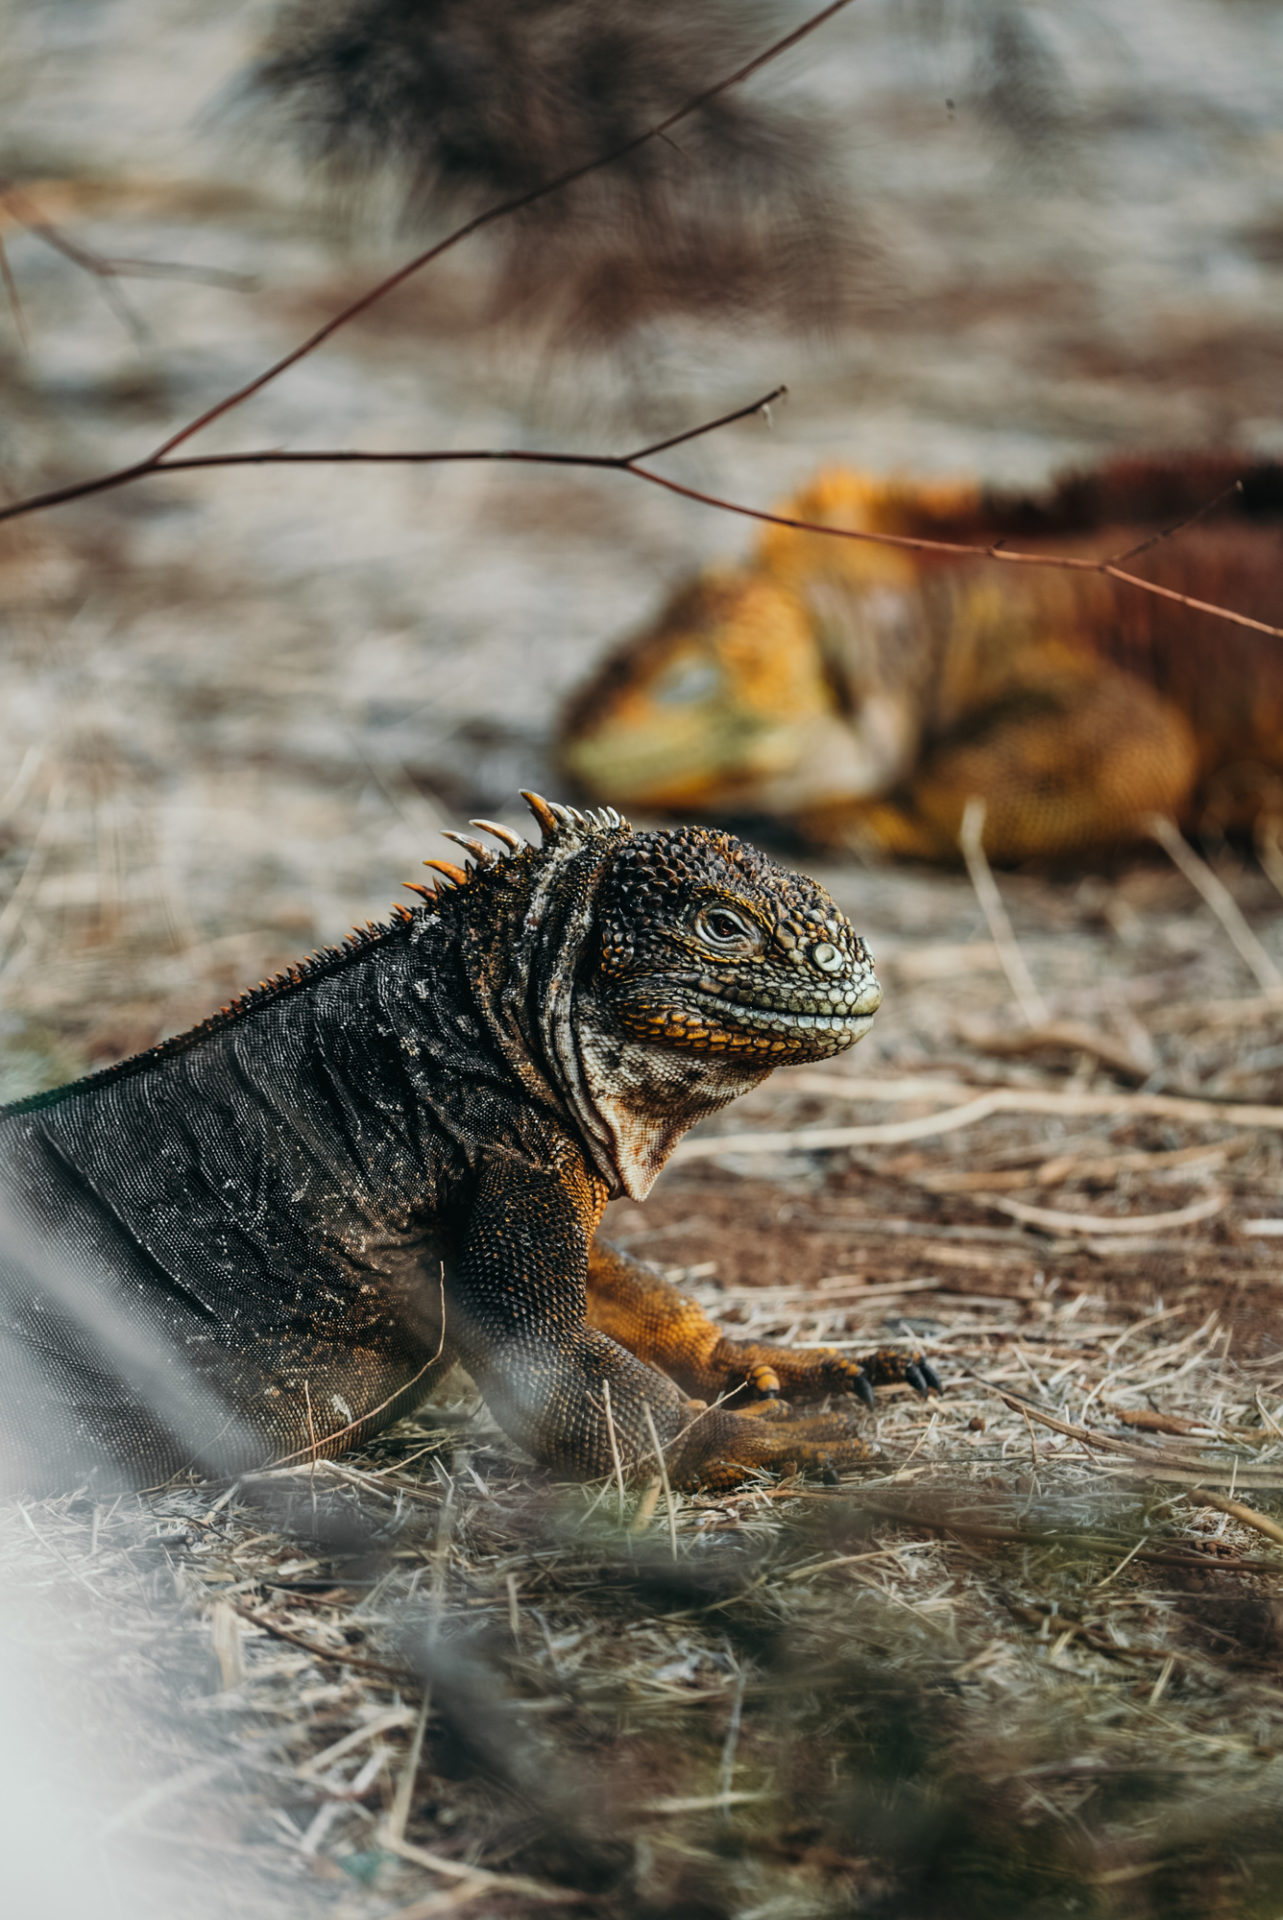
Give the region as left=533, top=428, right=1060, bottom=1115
left=693, top=987, right=879, bottom=1037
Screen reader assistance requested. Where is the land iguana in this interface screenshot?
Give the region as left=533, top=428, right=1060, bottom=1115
left=560, top=456, right=1283, bottom=863
left=0, top=793, right=935, bottom=1496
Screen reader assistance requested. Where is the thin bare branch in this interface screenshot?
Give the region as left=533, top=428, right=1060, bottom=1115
left=145, top=0, right=858, bottom=466
left=0, top=185, right=255, bottom=294
left=1103, top=476, right=1245, bottom=567
left=630, top=465, right=1283, bottom=641
left=624, top=389, right=788, bottom=463
left=0, top=0, right=1273, bottom=647
left=1146, top=813, right=1283, bottom=996
left=4, top=424, right=1279, bottom=644
left=671, top=1077, right=1283, bottom=1160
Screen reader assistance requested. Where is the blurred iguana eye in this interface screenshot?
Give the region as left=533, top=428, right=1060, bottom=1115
left=654, top=658, right=722, bottom=707
left=694, top=906, right=761, bottom=953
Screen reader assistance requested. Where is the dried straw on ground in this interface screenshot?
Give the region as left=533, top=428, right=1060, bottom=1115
left=4, top=825, right=1283, bottom=1918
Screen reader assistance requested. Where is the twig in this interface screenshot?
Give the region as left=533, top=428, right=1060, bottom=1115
left=625, top=462, right=1283, bottom=642
left=384, top=1697, right=430, bottom=1847
left=987, top=1387, right=1283, bottom=1491
left=852, top=1496, right=1278, bottom=1573
left=1189, top=1489, right=1283, bottom=1550
left=0, top=234, right=27, bottom=347
left=300, top=1705, right=415, bottom=1779
left=1257, top=818, right=1283, bottom=905
left=1146, top=814, right=1283, bottom=996
left=0, top=1, right=855, bottom=524
left=716, top=1668, right=747, bottom=1815
left=917, top=1138, right=1235, bottom=1194
left=0, top=182, right=255, bottom=293
left=2, top=420, right=1280, bottom=654
left=672, top=1078, right=1283, bottom=1160
left=982, top=1190, right=1226, bottom=1237
left=641, top=1398, right=679, bottom=1560
left=599, top=1378, right=628, bottom=1522
left=1103, top=477, right=1245, bottom=567
left=380, top=1832, right=586, bottom=1906
left=4, top=429, right=1279, bottom=647
left=228, top=1598, right=410, bottom=1680
left=957, top=797, right=1048, bottom=1026
left=955, top=1017, right=1154, bottom=1081
left=0, top=23, right=1273, bottom=647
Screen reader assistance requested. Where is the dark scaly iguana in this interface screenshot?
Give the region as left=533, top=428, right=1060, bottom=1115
left=560, top=457, right=1283, bottom=864
left=0, top=792, right=935, bottom=1496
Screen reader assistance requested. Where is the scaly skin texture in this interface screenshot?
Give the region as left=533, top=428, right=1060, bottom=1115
left=560, top=455, right=1283, bottom=863
left=0, top=794, right=935, bottom=1496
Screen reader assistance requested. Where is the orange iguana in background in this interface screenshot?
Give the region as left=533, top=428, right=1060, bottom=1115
left=560, top=458, right=1283, bottom=863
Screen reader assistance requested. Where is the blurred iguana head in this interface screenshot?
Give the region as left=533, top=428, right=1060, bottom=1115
left=560, top=469, right=981, bottom=822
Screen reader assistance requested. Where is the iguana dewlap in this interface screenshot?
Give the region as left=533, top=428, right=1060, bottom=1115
left=560, top=458, right=1283, bottom=863
left=0, top=793, right=934, bottom=1496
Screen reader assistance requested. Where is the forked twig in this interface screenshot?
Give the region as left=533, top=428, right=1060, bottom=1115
left=6, top=418, right=1278, bottom=642
left=0, top=0, right=1274, bottom=645
left=0, top=0, right=855, bottom=523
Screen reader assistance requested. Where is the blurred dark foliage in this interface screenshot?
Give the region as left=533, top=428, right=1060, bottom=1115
left=228, top=1469, right=1283, bottom=1919
left=249, top=0, right=865, bottom=344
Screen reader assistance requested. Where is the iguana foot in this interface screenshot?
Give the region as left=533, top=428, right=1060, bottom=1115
left=711, top=1338, right=941, bottom=1408
left=673, top=1405, right=876, bottom=1492
left=852, top=1346, right=942, bottom=1397
left=585, top=1243, right=941, bottom=1409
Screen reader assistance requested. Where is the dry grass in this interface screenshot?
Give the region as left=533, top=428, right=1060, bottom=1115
left=3, top=567, right=1283, bottom=1913
left=5, top=1248, right=1283, bottom=1918
left=4, top=842, right=1283, bottom=1917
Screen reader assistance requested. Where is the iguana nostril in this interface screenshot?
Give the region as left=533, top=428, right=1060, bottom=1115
left=811, top=941, right=844, bottom=972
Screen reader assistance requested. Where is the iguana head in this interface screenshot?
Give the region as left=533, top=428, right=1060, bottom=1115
left=418, top=793, right=879, bottom=1199
left=559, top=569, right=840, bottom=815
left=558, top=470, right=971, bottom=825
left=590, top=817, right=880, bottom=1063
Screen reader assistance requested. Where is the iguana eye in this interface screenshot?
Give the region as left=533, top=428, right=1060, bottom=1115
left=694, top=906, right=761, bottom=954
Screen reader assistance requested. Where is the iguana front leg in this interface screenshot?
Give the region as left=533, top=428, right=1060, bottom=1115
left=585, top=1239, right=939, bottom=1408
left=445, top=1152, right=881, bottom=1490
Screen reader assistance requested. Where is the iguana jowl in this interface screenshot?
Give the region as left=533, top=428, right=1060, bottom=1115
left=0, top=793, right=934, bottom=1495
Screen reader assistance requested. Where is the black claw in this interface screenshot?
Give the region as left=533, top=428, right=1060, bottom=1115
left=851, top=1371, right=876, bottom=1410
left=919, top=1360, right=943, bottom=1394
left=819, top=1456, right=840, bottom=1486
left=905, top=1363, right=931, bottom=1398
